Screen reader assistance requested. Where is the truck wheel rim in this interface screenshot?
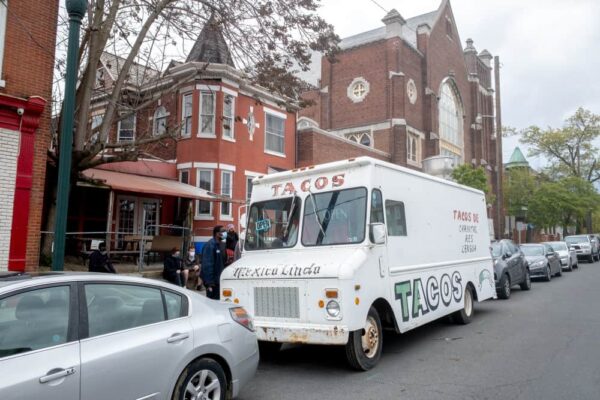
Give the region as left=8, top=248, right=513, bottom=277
left=185, top=369, right=221, bottom=400
left=464, top=288, right=473, bottom=316
left=361, top=316, right=379, bottom=359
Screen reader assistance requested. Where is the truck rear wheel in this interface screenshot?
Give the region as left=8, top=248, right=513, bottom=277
left=345, top=306, right=382, bottom=371
left=452, top=285, right=474, bottom=325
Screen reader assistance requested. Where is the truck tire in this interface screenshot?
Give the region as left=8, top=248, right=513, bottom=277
left=497, top=273, right=511, bottom=299
left=519, top=269, right=532, bottom=290
left=345, top=306, right=382, bottom=371
left=452, top=285, right=474, bottom=325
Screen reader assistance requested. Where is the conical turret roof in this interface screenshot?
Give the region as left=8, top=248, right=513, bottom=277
left=186, top=15, right=235, bottom=67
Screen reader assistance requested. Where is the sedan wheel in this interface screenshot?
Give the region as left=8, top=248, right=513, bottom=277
left=543, top=265, right=552, bottom=282
left=173, top=358, right=227, bottom=400
left=519, top=269, right=532, bottom=290
left=497, top=274, right=511, bottom=299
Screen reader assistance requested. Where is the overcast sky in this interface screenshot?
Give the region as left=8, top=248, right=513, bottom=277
left=317, top=0, right=600, bottom=166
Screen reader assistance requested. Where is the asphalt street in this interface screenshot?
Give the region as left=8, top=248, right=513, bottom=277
left=240, top=260, right=600, bottom=400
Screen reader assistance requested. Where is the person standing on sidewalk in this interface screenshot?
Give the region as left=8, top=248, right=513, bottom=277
left=201, top=226, right=225, bottom=299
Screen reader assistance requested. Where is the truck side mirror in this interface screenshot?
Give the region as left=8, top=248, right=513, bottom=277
left=370, top=223, right=386, bottom=245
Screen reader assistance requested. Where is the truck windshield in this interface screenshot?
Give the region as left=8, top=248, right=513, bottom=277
left=245, top=197, right=302, bottom=251
left=302, top=187, right=367, bottom=246
left=566, top=236, right=588, bottom=244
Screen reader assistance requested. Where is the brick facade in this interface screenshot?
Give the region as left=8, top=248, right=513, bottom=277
left=0, top=0, right=58, bottom=270
left=298, top=0, right=503, bottom=236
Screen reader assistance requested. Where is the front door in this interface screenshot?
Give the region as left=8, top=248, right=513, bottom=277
left=116, top=196, right=160, bottom=247
left=0, top=285, right=80, bottom=400
left=79, top=283, right=193, bottom=400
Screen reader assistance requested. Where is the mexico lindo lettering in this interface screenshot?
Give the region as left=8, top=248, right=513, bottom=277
left=232, top=263, right=322, bottom=279
left=395, top=272, right=463, bottom=322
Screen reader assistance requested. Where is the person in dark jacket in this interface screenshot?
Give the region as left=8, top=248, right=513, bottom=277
left=89, top=242, right=116, bottom=273
left=163, top=247, right=183, bottom=286
left=201, top=226, right=225, bottom=299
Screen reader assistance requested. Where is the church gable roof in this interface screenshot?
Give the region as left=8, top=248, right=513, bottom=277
left=186, top=16, right=235, bottom=67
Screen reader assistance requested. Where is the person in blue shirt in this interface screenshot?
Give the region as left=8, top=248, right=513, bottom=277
left=201, top=225, right=225, bottom=299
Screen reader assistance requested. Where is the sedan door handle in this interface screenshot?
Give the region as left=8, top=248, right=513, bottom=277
left=39, top=367, right=76, bottom=384
left=167, top=332, right=190, bottom=343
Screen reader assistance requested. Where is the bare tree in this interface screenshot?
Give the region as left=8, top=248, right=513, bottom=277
left=43, top=0, right=338, bottom=260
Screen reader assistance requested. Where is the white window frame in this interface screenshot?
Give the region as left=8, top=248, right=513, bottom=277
left=220, top=170, right=233, bottom=220
left=222, top=94, right=235, bottom=141
left=264, top=110, right=286, bottom=157
left=198, top=91, right=216, bottom=138
left=153, top=106, right=168, bottom=136
left=181, top=93, right=193, bottom=138
left=0, top=0, right=7, bottom=88
left=246, top=175, right=256, bottom=204
left=195, top=169, right=214, bottom=220
left=117, top=113, right=136, bottom=143
left=406, top=132, right=421, bottom=167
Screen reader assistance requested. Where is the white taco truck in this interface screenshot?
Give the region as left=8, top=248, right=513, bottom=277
left=221, top=157, right=496, bottom=370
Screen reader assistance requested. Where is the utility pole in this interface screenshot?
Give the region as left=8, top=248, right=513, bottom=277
left=53, top=0, right=87, bottom=271
left=494, top=56, right=504, bottom=239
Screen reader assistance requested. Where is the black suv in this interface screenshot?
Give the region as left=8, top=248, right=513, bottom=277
left=491, top=239, right=531, bottom=299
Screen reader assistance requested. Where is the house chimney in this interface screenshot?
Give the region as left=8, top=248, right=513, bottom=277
left=382, top=9, right=406, bottom=38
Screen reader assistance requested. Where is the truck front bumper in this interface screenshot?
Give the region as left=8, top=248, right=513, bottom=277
left=255, top=321, right=349, bottom=345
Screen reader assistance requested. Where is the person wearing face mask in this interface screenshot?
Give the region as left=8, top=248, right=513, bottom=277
left=89, top=242, right=116, bottom=273
left=163, top=247, right=183, bottom=286
left=201, top=225, right=226, bottom=299
left=182, top=244, right=201, bottom=290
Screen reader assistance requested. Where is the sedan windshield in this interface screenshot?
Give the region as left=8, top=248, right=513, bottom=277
left=245, top=197, right=301, bottom=251
left=549, top=242, right=567, bottom=251
left=302, top=188, right=367, bottom=246
left=566, top=236, right=588, bottom=244
left=521, top=246, right=544, bottom=257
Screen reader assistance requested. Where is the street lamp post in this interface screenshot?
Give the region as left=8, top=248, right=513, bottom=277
left=53, top=0, right=87, bottom=271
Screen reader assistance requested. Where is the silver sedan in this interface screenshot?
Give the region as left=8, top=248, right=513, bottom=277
left=0, top=272, right=258, bottom=400
left=543, top=241, right=578, bottom=271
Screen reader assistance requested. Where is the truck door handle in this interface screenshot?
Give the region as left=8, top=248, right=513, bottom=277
left=167, top=332, right=190, bottom=343
left=39, top=367, right=76, bottom=384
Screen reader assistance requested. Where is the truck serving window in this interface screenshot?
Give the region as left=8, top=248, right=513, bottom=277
left=302, top=187, right=367, bottom=246
left=245, top=197, right=302, bottom=251
left=385, top=200, right=407, bottom=236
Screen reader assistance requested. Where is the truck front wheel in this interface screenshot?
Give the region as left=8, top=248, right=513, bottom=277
left=345, top=306, right=382, bottom=371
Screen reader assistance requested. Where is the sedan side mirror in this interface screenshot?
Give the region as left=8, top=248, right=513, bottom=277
left=502, top=253, right=512, bottom=260
left=370, top=223, right=387, bottom=245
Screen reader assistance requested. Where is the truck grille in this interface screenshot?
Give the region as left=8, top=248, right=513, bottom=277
left=253, top=287, right=300, bottom=319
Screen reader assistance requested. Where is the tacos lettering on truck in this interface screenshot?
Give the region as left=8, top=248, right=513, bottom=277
left=220, top=157, right=496, bottom=370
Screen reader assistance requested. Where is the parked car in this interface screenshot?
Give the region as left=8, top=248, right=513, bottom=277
left=565, top=235, right=598, bottom=263
left=543, top=241, right=578, bottom=271
left=520, top=243, right=562, bottom=281
left=491, top=239, right=531, bottom=299
left=0, top=272, right=258, bottom=400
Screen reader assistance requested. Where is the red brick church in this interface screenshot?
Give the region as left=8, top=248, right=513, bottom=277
left=298, top=0, right=504, bottom=237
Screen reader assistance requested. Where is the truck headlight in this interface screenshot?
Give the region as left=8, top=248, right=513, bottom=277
left=326, top=300, right=340, bottom=318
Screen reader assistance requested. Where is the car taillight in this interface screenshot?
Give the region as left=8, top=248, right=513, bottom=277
left=230, top=307, right=254, bottom=332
